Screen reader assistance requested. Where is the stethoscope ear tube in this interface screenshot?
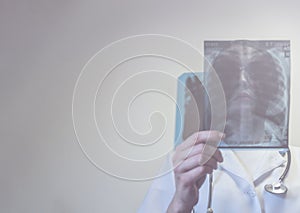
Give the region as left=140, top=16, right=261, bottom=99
left=279, top=149, right=291, bottom=182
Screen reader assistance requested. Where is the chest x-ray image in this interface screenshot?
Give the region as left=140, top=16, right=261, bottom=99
left=205, top=40, right=290, bottom=148
left=175, top=40, right=290, bottom=148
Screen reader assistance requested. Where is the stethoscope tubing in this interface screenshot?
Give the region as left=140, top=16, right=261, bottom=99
left=279, top=149, right=291, bottom=182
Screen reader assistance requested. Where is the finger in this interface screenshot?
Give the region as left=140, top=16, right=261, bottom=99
left=175, top=154, right=219, bottom=173
left=174, top=143, right=205, bottom=164
left=183, top=165, right=213, bottom=186
left=183, top=143, right=223, bottom=163
left=180, top=143, right=205, bottom=159
left=203, top=157, right=219, bottom=170
left=212, top=149, right=223, bottom=163
left=173, top=145, right=223, bottom=168
left=199, top=146, right=224, bottom=165
left=174, top=131, right=224, bottom=164
left=179, top=131, right=225, bottom=151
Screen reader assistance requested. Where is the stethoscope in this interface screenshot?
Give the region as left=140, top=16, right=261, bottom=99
left=264, top=149, right=291, bottom=195
left=192, top=149, right=291, bottom=213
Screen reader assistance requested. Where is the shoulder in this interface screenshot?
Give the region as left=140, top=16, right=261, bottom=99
left=288, top=145, right=300, bottom=168
left=290, top=145, right=300, bottom=150
left=289, top=145, right=300, bottom=154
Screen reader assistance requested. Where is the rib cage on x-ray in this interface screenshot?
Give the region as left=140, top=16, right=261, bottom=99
left=174, top=40, right=290, bottom=148
left=205, top=40, right=290, bottom=148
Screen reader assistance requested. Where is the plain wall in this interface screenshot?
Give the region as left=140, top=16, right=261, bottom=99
left=1, top=0, right=300, bottom=212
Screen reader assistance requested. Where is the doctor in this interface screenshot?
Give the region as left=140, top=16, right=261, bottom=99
left=138, top=130, right=300, bottom=213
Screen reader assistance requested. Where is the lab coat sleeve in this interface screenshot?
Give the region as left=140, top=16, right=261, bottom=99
left=137, top=155, right=176, bottom=213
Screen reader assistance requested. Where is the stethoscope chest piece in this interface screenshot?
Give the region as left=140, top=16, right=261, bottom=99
left=264, top=182, right=288, bottom=194
left=207, top=207, right=213, bottom=213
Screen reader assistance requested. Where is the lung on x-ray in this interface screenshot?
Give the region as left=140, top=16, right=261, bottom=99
left=174, top=40, right=290, bottom=148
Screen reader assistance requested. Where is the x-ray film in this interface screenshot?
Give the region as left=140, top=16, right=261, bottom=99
left=174, top=73, right=206, bottom=147
left=205, top=40, right=290, bottom=148
left=174, top=40, right=290, bottom=148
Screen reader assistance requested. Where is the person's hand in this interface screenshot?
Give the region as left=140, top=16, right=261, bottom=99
left=167, top=130, right=224, bottom=213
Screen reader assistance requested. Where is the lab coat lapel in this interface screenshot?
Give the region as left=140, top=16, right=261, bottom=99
left=218, top=150, right=286, bottom=191
left=219, top=150, right=255, bottom=193
left=252, top=151, right=286, bottom=185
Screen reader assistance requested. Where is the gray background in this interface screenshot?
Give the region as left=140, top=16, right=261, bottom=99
left=1, top=0, right=300, bottom=212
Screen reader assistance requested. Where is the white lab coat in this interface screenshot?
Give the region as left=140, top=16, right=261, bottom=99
left=138, top=146, right=300, bottom=213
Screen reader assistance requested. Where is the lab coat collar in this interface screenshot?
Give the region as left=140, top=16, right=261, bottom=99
left=218, top=149, right=286, bottom=190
